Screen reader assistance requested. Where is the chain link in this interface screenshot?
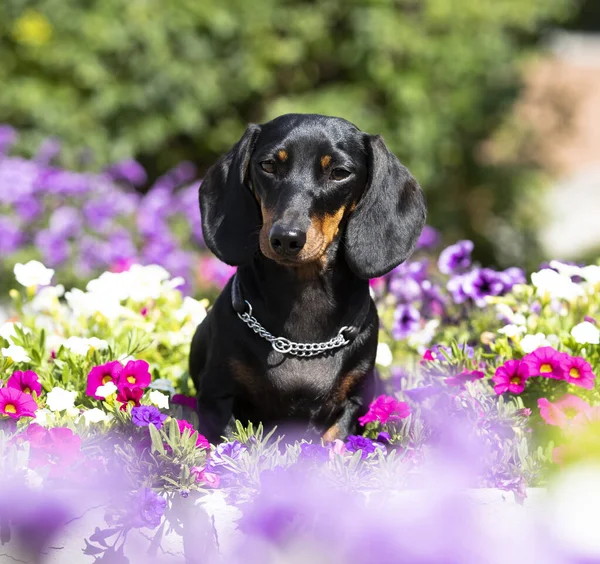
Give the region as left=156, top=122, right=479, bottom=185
left=236, top=300, right=350, bottom=357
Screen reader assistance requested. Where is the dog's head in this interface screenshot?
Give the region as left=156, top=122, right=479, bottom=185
left=199, top=114, right=426, bottom=279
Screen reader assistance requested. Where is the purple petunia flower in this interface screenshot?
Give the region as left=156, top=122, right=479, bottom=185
left=48, top=206, right=83, bottom=238
left=34, top=138, right=61, bottom=165
left=0, top=125, right=17, bottom=154
left=0, top=217, right=24, bottom=254
left=299, top=442, right=330, bottom=462
left=462, top=268, right=505, bottom=307
left=416, top=225, right=441, bottom=249
left=34, top=229, right=70, bottom=266
left=129, top=488, right=166, bottom=529
left=345, top=435, right=378, bottom=459
left=106, top=159, right=147, bottom=186
left=438, top=240, right=474, bottom=275
left=392, top=304, right=421, bottom=339
left=131, top=406, right=168, bottom=430
left=389, top=276, right=422, bottom=303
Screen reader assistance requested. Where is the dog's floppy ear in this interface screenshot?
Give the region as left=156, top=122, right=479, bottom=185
left=345, top=135, right=426, bottom=279
left=199, top=124, right=262, bottom=265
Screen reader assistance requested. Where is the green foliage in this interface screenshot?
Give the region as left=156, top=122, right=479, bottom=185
left=0, top=0, right=576, bottom=266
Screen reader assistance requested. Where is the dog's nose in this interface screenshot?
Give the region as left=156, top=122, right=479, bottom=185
left=269, top=225, right=307, bottom=256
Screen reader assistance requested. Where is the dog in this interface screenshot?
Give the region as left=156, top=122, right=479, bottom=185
left=189, top=113, right=426, bottom=444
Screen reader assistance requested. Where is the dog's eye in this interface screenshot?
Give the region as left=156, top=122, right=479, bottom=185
left=330, top=168, right=351, bottom=181
left=260, top=160, right=276, bottom=174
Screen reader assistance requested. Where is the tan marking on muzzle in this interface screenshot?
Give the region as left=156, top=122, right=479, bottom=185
left=277, top=149, right=288, bottom=162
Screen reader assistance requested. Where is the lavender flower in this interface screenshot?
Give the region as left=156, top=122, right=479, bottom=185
left=299, top=442, right=330, bottom=462
left=206, top=440, right=247, bottom=472
left=131, top=406, right=168, bottom=430
left=462, top=268, right=505, bottom=307
left=345, top=435, right=378, bottom=458
left=438, top=240, right=474, bottom=275
left=0, top=217, right=23, bottom=254
left=129, top=488, right=166, bottom=529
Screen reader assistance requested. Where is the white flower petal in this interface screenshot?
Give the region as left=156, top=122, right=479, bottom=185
left=572, top=322, right=600, bottom=345
left=46, top=387, right=77, bottom=412
left=149, top=390, right=170, bottom=409
left=14, top=260, right=54, bottom=287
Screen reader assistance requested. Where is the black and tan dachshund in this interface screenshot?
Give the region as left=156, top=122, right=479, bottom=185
left=189, top=114, right=426, bottom=443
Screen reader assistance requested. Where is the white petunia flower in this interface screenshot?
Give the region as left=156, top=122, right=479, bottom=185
left=165, top=276, right=186, bottom=290
left=82, top=408, right=111, bottom=424
left=498, top=324, right=527, bottom=338
left=95, top=382, right=118, bottom=399
left=65, top=288, right=124, bottom=320
left=175, top=296, right=208, bottom=325
left=27, top=284, right=65, bottom=313
left=33, top=408, right=52, bottom=427
left=1, top=345, right=31, bottom=363
left=149, top=390, right=170, bottom=409
left=62, top=336, right=108, bottom=356
left=572, top=322, right=600, bottom=345
left=531, top=269, right=584, bottom=301
left=46, top=387, right=77, bottom=412
left=375, top=343, right=393, bottom=367
left=549, top=260, right=583, bottom=279
left=580, top=265, right=600, bottom=285
left=0, top=322, right=32, bottom=345
left=520, top=333, right=550, bottom=354
left=14, top=260, right=54, bottom=287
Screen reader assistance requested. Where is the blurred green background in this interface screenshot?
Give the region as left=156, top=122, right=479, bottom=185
left=1, top=0, right=593, bottom=269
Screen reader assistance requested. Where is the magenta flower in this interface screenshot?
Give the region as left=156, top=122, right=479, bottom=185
left=492, top=360, right=530, bottom=394
left=86, top=361, right=123, bottom=399
left=522, top=347, right=566, bottom=380
left=177, top=419, right=210, bottom=449
left=358, top=395, right=411, bottom=426
left=0, top=388, right=37, bottom=419
left=191, top=466, right=220, bottom=488
left=117, top=360, right=151, bottom=390
left=171, top=394, right=197, bottom=410
left=7, top=370, right=42, bottom=396
left=444, top=370, right=485, bottom=387
left=560, top=355, right=596, bottom=390
left=538, top=395, right=590, bottom=428
left=116, top=386, right=143, bottom=411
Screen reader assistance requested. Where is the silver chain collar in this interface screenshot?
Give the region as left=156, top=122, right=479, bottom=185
left=236, top=300, right=351, bottom=357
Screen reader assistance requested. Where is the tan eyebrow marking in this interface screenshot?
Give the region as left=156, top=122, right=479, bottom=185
left=320, top=155, right=332, bottom=168
left=277, top=149, right=288, bottom=162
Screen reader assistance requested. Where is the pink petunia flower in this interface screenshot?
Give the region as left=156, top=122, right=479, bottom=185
left=560, top=355, right=596, bottom=390
left=522, top=347, right=566, bottom=380
left=171, top=394, right=197, bottom=410
left=492, top=360, right=529, bottom=394
left=116, top=386, right=144, bottom=411
left=26, top=424, right=81, bottom=474
left=117, top=360, right=151, bottom=390
left=330, top=439, right=347, bottom=459
left=444, top=370, right=485, bottom=387
left=0, top=388, right=37, bottom=419
left=191, top=466, right=220, bottom=488
left=568, top=405, right=600, bottom=435
left=358, top=395, right=411, bottom=426
left=7, top=370, right=42, bottom=396
left=537, top=395, right=591, bottom=427
left=177, top=419, right=210, bottom=449
left=86, top=361, right=123, bottom=399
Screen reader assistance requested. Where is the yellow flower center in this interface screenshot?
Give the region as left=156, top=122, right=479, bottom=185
left=102, top=376, right=112, bottom=385
left=510, top=376, right=521, bottom=384
left=127, top=376, right=136, bottom=384
left=128, top=400, right=136, bottom=408
left=23, top=387, right=31, bottom=394
left=569, top=368, right=581, bottom=379
left=4, top=404, right=16, bottom=414
left=540, top=364, right=552, bottom=373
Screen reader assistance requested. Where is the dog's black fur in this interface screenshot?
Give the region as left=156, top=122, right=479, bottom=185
left=189, top=114, right=426, bottom=443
